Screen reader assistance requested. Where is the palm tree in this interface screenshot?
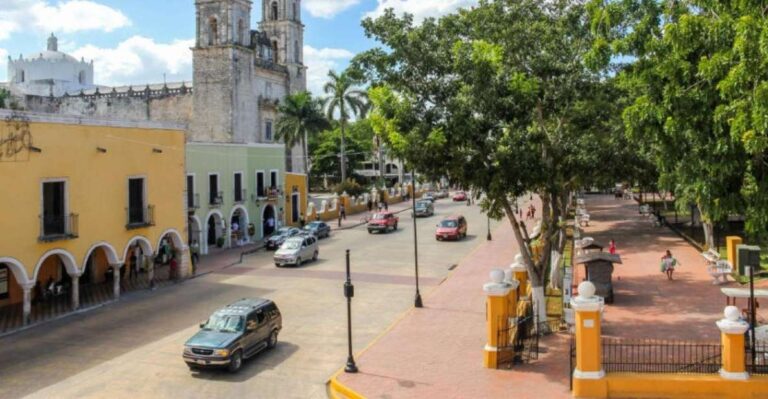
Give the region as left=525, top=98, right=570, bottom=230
left=275, top=91, right=329, bottom=177
left=323, top=70, right=368, bottom=182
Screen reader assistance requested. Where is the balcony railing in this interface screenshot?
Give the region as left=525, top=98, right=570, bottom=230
left=209, top=191, right=223, bottom=207
left=267, top=187, right=280, bottom=201
left=126, top=205, right=155, bottom=229
left=187, top=193, right=200, bottom=210
left=38, top=213, right=78, bottom=242
left=234, top=189, right=247, bottom=204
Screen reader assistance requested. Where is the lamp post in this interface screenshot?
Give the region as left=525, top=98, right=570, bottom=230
left=344, top=249, right=358, bottom=373
left=412, top=171, right=424, bottom=308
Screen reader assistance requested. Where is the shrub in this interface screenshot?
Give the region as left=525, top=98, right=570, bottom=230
left=333, top=179, right=366, bottom=197
left=216, top=236, right=225, bottom=248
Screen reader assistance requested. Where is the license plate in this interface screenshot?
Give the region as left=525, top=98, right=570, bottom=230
left=196, top=359, right=206, bottom=365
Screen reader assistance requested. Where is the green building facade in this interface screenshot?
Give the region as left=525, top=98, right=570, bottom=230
left=185, top=142, right=286, bottom=254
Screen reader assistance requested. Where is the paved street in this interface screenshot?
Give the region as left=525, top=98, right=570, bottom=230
left=0, top=198, right=499, bottom=399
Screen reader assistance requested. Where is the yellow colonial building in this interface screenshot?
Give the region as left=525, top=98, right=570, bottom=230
left=0, top=110, right=189, bottom=325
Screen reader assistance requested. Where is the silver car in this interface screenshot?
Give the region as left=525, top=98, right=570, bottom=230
left=273, top=236, right=319, bottom=267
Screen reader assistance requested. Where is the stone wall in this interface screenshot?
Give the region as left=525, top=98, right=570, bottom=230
left=21, top=92, right=193, bottom=127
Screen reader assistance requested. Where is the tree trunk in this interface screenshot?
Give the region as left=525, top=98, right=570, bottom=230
left=303, top=131, right=310, bottom=200
left=702, top=221, right=715, bottom=250
left=340, top=119, right=347, bottom=182
left=378, top=137, right=385, bottom=185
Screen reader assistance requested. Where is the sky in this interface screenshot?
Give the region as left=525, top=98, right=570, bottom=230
left=0, top=0, right=478, bottom=95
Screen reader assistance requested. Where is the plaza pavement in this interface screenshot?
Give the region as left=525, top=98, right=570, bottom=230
left=334, top=194, right=738, bottom=398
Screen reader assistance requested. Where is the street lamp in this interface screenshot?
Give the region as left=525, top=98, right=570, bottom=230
left=343, top=249, right=358, bottom=373
left=411, top=170, right=424, bottom=308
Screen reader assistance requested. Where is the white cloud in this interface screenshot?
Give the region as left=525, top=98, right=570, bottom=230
left=70, top=36, right=194, bottom=86
left=303, top=0, right=359, bottom=18
left=0, top=0, right=130, bottom=40
left=303, top=45, right=355, bottom=96
left=365, top=0, right=478, bottom=23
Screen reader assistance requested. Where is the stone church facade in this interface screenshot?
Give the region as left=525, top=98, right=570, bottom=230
left=14, top=0, right=307, bottom=173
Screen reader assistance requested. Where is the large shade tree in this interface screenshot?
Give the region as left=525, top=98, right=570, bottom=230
left=586, top=0, right=760, bottom=246
left=275, top=91, right=330, bottom=177
left=356, top=0, right=627, bottom=322
left=323, top=70, right=369, bottom=183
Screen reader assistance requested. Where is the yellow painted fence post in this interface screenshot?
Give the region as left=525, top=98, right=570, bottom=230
left=726, top=236, right=742, bottom=274
left=510, top=253, right=528, bottom=299
left=571, top=281, right=607, bottom=398
left=503, top=269, right=520, bottom=320
left=483, top=269, right=512, bottom=369
left=717, top=306, right=750, bottom=380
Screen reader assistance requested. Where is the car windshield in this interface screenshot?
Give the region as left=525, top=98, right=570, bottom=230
left=440, top=220, right=458, bottom=228
left=372, top=213, right=388, bottom=220
left=282, top=240, right=301, bottom=250
left=276, top=228, right=291, bottom=235
left=202, top=314, right=244, bottom=333
left=416, top=203, right=428, bottom=209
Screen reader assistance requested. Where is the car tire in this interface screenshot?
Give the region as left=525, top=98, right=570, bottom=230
left=275, top=263, right=281, bottom=268
left=368, top=230, right=373, bottom=234
left=313, top=251, right=318, bottom=261
left=296, top=257, right=302, bottom=266
left=186, top=363, right=200, bottom=371
left=394, top=223, right=398, bottom=230
left=267, top=330, right=279, bottom=349
left=228, top=351, right=243, bottom=373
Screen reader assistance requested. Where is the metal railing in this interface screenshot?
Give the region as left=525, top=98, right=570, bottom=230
left=747, top=341, right=768, bottom=375
left=38, top=213, right=78, bottom=241
left=234, top=189, right=247, bottom=204
left=209, top=191, right=223, bottom=206
left=126, top=205, right=155, bottom=229
left=267, top=187, right=280, bottom=200
left=602, top=338, right=721, bottom=374
left=187, top=193, right=200, bottom=210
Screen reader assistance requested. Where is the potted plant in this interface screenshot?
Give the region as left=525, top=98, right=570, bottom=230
left=216, top=236, right=225, bottom=248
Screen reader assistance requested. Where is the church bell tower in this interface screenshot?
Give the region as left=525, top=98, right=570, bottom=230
left=260, top=0, right=307, bottom=93
left=191, top=0, right=257, bottom=143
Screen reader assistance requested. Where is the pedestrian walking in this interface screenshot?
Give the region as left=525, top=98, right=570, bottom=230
left=367, top=199, right=373, bottom=212
left=340, top=204, right=347, bottom=220
left=299, top=213, right=306, bottom=228
left=609, top=239, right=616, bottom=255
left=129, top=246, right=138, bottom=280
left=338, top=212, right=342, bottom=228
left=190, top=240, right=199, bottom=274
left=660, top=249, right=678, bottom=280
left=169, top=253, right=179, bottom=281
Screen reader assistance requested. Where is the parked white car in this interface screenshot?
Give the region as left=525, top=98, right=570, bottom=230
left=273, top=236, right=319, bottom=267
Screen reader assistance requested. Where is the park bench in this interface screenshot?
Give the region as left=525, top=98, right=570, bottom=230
left=639, top=204, right=651, bottom=216
left=701, top=248, right=720, bottom=265
left=707, top=259, right=733, bottom=285
left=577, top=213, right=590, bottom=227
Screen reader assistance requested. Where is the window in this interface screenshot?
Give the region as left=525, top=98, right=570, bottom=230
left=270, top=170, right=278, bottom=189
left=208, top=17, right=218, bottom=46
left=238, top=19, right=245, bottom=44
left=0, top=264, right=9, bottom=300
left=234, top=172, right=243, bottom=202
left=20, top=70, right=25, bottom=83
left=78, top=71, right=86, bottom=84
left=265, top=120, right=273, bottom=141
left=209, top=174, right=220, bottom=204
left=294, top=40, right=299, bottom=63
left=292, top=2, right=297, bottom=20
left=128, top=178, right=146, bottom=225
left=256, top=171, right=265, bottom=197
left=186, top=175, right=195, bottom=208
left=42, top=181, right=66, bottom=236
left=270, top=1, right=278, bottom=20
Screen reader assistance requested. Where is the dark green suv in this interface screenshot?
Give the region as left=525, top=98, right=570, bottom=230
left=183, top=298, right=282, bottom=372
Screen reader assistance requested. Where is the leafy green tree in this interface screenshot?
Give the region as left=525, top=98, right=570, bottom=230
left=275, top=91, right=330, bottom=176
left=357, top=0, right=625, bottom=322
left=309, top=119, right=374, bottom=187
left=587, top=0, right=750, bottom=247
left=0, top=89, right=9, bottom=109
left=323, top=70, right=369, bottom=183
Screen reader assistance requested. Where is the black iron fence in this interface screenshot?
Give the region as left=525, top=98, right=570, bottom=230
left=126, top=205, right=155, bottom=229
left=747, top=341, right=768, bottom=375
left=210, top=191, right=223, bottom=206
left=187, top=193, right=200, bottom=210
left=38, top=213, right=78, bottom=241
left=602, top=338, right=721, bottom=374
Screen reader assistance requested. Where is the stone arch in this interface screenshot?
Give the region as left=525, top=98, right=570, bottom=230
left=208, top=16, right=218, bottom=46
left=188, top=215, right=203, bottom=246
left=33, top=249, right=79, bottom=281
left=204, top=209, right=225, bottom=254
left=0, top=257, right=31, bottom=287
left=156, top=229, right=185, bottom=255
left=228, top=205, right=250, bottom=247
left=122, top=236, right=154, bottom=265
left=82, top=242, right=120, bottom=270
left=261, top=204, right=276, bottom=237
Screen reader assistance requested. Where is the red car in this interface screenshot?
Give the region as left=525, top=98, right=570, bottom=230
left=367, top=212, right=399, bottom=234
left=452, top=191, right=467, bottom=202
left=435, top=215, right=468, bottom=241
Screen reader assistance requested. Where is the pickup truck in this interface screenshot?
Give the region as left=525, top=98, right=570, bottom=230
left=367, top=212, right=399, bottom=234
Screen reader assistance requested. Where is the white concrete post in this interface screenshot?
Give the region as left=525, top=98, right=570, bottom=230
left=111, top=264, right=121, bottom=300
left=22, top=283, right=34, bottom=325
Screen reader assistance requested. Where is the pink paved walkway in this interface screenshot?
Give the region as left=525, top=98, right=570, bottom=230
left=579, top=195, right=735, bottom=341
left=336, top=195, right=739, bottom=398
